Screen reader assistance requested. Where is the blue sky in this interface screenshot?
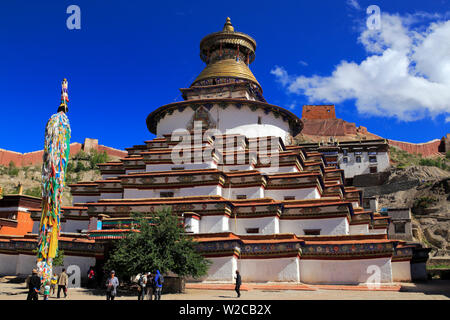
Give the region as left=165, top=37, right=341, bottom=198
left=0, top=0, right=449, bottom=153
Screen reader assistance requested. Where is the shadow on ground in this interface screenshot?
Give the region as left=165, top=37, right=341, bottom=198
left=400, top=280, right=450, bottom=298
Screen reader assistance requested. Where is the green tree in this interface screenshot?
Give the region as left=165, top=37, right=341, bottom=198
left=104, top=207, right=210, bottom=281
left=53, top=249, right=65, bottom=267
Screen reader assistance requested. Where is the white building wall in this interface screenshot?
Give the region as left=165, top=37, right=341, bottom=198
left=239, top=257, right=300, bottom=282
left=145, top=162, right=217, bottom=172
left=220, top=164, right=254, bottom=171
left=123, top=185, right=222, bottom=198
left=72, top=195, right=99, bottom=204
left=102, top=174, right=120, bottom=180
left=280, top=217, right=349, bottom=236
left=61, top=220, right=89, bottom=233
left=100, top=193, right=123, bottom=200
left=52, top=256, right=96, bottom=285
left=338, top=151, right=390, bottom=179
left=193, top=256, right=237, bottom=283
left=224, top=186, right=264, bottom=200
left=391, top=261, right=412, bottom=282
left=156, top=105, right=292, bottom=145
left=230, top=217, right=279, bottom=235
left=0, top=253, right=18, bottom=275
left=15, top=254, right=37, bottom=276
left=185, top=217, right=200, bottom=234
left=300, top=257, right=393, bottom=284
left=349, top=224, right=370, bottom=235
left=369, top=229, right=387, bottom=235
left=265, top=187, right=320, bottom=201
left=200, top=216, right=230, bottom=233
left=259, top=166, right=299, bottom=175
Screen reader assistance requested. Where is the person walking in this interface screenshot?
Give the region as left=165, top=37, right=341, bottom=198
left=153, top=270, right=164, bottom=300
left=26, top=269, right=41, bottom=301
left=50, top=274, right=58, bottom=296
left=145, top=272, right=154, bottom=300
left=137, top=273, right=147, bottom=300
left=87, top=267, right=95, bottom=289
left=235, top=270, right=241, bottom=298
left=57, top=268, right=68, bottom=299
left=105, top=270, right=119, bottom=300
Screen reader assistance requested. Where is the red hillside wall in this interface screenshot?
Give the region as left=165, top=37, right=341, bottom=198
left=0, top=139, right=127, bottom=167
left=388, top=139, right=442, bottom=157
left=302, top=105, right=336, bottom=120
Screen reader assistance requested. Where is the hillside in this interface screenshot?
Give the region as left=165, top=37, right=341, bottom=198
left=358, top=147, right=450, bottom=258
left=0, top=150, right=117, bottom=206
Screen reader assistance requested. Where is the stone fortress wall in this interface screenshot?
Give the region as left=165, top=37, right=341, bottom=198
left=0, top=138, right=127, bottom=167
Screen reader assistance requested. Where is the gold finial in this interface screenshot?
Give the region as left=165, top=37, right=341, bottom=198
left=18, top=182, right=23, bottom=195
left=223, top=17, right=234, bottom=32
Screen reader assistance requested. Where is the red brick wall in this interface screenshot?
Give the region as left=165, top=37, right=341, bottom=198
left=302, top=105, right=336, bottom=120
left=388, top=139, right=442, bottom=157
left=0, top=211, right=34, bottom=236
left=0, top=140, right=126, bottom=167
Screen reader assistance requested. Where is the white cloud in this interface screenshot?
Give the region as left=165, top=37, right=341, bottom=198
left=271, top=12, right=450, bottom=121
left=347, top=0, right=361, bottom=10
left=298, top=60, right=308, bottom=66
left=446, top=117, right=450, bottom=123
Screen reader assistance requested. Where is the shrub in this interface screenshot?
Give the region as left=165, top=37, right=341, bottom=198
left=8, top=161, right=19, bottom=176
left=413, top=196, right=437, bottom=209
left=24, top=186, right=42, bottom=198
left=88, top=150, right=108, bottom=169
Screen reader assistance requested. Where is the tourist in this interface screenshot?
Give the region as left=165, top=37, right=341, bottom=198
left=106, top=270, right=119, bottom=300
left=87, top=267, right=95, bottom=288
left=137, top=272, right=147, bottom=300
left=235, top=270, right=241, bottom=298
left=26, top=269, right=41, bottom=301
left=146, top=272, right=154, bottom=300
left=43, top=281, right=50, bottom=300
left=50, top=274, right=58, bottom=296
left=57, top=268, right=68, bottom=298
left=153, top=270, right=164, bottom=300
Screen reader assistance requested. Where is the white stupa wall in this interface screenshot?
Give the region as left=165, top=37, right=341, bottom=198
left=349, top=224, right=370, bottom=235
left=229, top=216, right=279, bottom=235
left=300, top=257, right=393, bottom=284
left=239, top=257, right=300, bottom=282
left=0, top=253, right=18, bottom=275
left=224, top=186, right=264, bottom=199
left=184, top=217, right=200, bottom=233
left=200, top=216, right=230, bottom=233
left=192, top=256, right=238, bottom=283
left=145, top=161, right=217, bottom=172
left=265, top=187, right=320, bottom=201
left=73, top=195, right=99, bottom=204
left=156, top=104, right=292, bottom=144
left=61, top=220, right=89, bottom=233
left=392, top=261, right=412, bottom=282
left=280, top=217, right=349, bottom=235
left=100, top=193, right=123, bottom=200
left=123, top=185, right=223, bottom=198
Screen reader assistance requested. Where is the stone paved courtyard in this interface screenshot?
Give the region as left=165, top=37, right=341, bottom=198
left=1, top=279, right=449, bottom=300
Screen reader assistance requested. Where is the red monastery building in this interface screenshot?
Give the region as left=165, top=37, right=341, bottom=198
left=0, top=18, right=428, bottom=285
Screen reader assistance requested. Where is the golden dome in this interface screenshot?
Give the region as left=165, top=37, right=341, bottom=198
left=193, top=58, right=260, bottom=86
left=192, top=18, right=260, bottom=88
left=223, top=17, right=234, bottom=32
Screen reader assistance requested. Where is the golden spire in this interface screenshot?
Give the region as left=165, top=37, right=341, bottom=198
left=223, top=17, right=234, bottom=32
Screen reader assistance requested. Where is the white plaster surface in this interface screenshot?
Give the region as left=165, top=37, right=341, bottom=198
left=239, top=257, right=300, bottom=282
left=392, top=261, right=412, bottom=282
left=280, top=217, right=349, bottom=235
left=299, top=257, right=393, bottom=284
